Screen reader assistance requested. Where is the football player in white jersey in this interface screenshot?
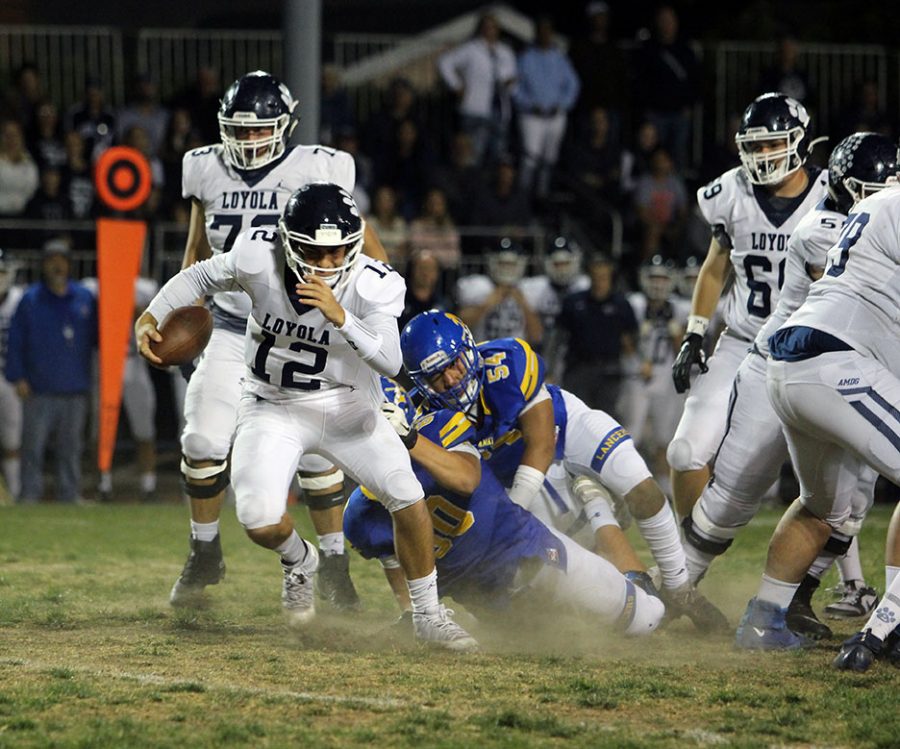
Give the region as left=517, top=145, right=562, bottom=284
left=621, top=255, right=685, bottom=485
left=683, top=133, right=897, bottom=643
left=734, top=178, right=900, bottom=661
left=137, top=183, right=477, bottom=650
left=171, top=71, right=389, bottom=610
left=668, top=92, right=828, bottom=518
left=0, top=250, right=25, bottom=500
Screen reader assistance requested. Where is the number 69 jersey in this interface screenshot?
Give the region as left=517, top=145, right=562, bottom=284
left=147, top=231, right=405, bottom=404
left=182, top=144, right=355, bottom=323
left=698, top=164, right=827, bottom=341
left=780, top=186, right=900, bottom=374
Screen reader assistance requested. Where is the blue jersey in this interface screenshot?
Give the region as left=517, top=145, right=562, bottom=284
left=380, top=375, right=417, bottom=422
left=468, top=338, right=568, bottom=484
left=343, top=408, right=566, bottom=608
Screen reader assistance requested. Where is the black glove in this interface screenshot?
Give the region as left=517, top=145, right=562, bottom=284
left=672, top=333, right=708, bottom=393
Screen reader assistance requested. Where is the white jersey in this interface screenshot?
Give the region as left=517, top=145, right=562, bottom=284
left=697, top=165, right=828, bottom=341
left=518, top=273, right=590, bottom=333
left=455, top=274, right=528, bottom=341
left=147, top=231, right=405, bottom=406
left=0, top=285, right=24, bottom=369
left=182, top=143, right=355, bottom=324
left=627, top=292, right=686, bottom=370
left=781, top=185, right=900, bottom=374
left=753, top=200, right=843, bottom=356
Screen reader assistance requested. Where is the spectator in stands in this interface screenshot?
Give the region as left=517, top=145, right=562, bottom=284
left=116, top=73, right=170, bottom=156
left=169, top=66, right=221, bottom=144
left=620, top=120, right=661, bottom=196
left=2, top=63, right=43, bottom=133
left=319, top=65, right=356, bottom=147
left=408, top=187, right=461, bottom=273
left=564, top=105, right=624, bottom=208
left=568, top=2, right=628, bottom=139
left=438, top=11, right=517, bottom=168
left=513, top=15, right=581, bottom=201
left=335, top=127, right=374, bottom=211
left=5, top=239, right=97, bottom=505
left=27, top=99, right=66, bottom=171
left=430, top=131, right=482, bottom=226
left=66, top=76, right=116, bottom=160
left=456, top=237, right=542, bottom=344
left=60, top=131, right=95, bottom=220
left=558, top=252, right=636, bottom=417
left=368, top=185, right=410, bottom=270
left=398, top=249, right=452, bottom=332
left=373, top=117, right=436, bottom=221
left=633, top=147, right=688, bottom=261
left=121, top=125, right=164, bottom=218
left=362, top=76, right=422, bottom=161
left=836, top=79, right=894, bottom=141
left=700, top=113, right=741, bottom=185
left=0, top=120, right=39, bottom=217
left=25, top=167, right=71, bottom=225
left=469, top=157, right=532, bottom=232
left=159, top=107, right=201, bottom=214
left=634, top=5, right=700, bottom=171
left=758, top=33, right=815, bottom=110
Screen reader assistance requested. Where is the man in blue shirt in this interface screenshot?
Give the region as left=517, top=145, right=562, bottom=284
left=5, top=240, right=96, bottom=503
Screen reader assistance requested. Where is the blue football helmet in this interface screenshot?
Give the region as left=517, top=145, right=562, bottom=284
left=400, top=311, right=483, bottom=412
left=827, top=132, right=899, bottom=214
left=218, top=70, right=298, bottom=170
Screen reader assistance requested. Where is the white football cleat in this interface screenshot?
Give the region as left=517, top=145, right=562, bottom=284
left=282, top=545, right=318, bottom=627
left=413, top=605, right=479, bottom=652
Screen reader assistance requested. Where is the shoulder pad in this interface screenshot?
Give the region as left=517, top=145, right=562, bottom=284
left=288, top=146, right=356, bottom=192
left=354, top=260, right=405, bottom=316
left=456, top=274, right=494, bottom=307
left=414, top=409, right=476, bottom=448
left=480, top=337, right=545, bottom=403
left=181, top=144, right=223, bottom=200
left=696, top=167, right=747, bottom=227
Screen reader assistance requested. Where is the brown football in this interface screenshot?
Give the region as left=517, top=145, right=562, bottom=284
left=149, top=305, right=213, bottom=366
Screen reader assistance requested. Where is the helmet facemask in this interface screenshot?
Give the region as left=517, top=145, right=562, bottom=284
left=735, top=128, right=805, bottom=186
left=412, top=344, right=484, bottom=414
left=219, top=110, right=296, bottom=170
left=843, top=176, right=892, bottom=208
left=279, top=217, right=365, bottom=295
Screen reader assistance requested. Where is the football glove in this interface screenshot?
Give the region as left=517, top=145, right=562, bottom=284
left=672, top=333, right=708, bottom=393
left=379, top=402, right=418, bottom=449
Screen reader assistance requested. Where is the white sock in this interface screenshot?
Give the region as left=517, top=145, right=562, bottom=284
left=757, top=573, right=800, bottom=609
left=861, top=572, right=900, bottom=641
left=2, top=457, right=21, bottom=498
left=318, top=532, right=345, bottom=556
left=277, top=531, right=312, bottom=568
left=190, top=520, right=219, bottom=542
left=98, top=471, right=113, bottom=493
left=635, top=503, right=689, bottom=589
left=140, top=472, right=157, bottom=493
left=837, top=537, right=864, bottom=585
left=886, top=565, right=900, bottom=591
left=407, top=568, right=440, bottom=615
left=808, top=551, right=837, bottom=580
left=684, top=542, right=716, bottom=585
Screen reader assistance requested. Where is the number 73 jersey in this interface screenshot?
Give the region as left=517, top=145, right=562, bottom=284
left=697, top=165, right=827, bottom=341
left=182, top=143, right=355, bottom=321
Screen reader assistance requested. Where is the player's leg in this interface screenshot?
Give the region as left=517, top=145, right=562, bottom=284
left=122, top=356, right=158, bottom=501
left=667, top=335, right=746, bottom=518
left=0, top=376, right=22, bottom=499
left=170, top=329, right=244, bottom=606
left=527, top=529, right=665, bottom=636
left=682, top=355, right=788, bottom=584
left=319, top=389, right=476, bottom=650
left=232, top=394, right=318, bottom=627
left=833, top=568, right=900, bottom=672
left=296, top=453, right=360, bottom=611
left=888, top=503, right=900, bottom=594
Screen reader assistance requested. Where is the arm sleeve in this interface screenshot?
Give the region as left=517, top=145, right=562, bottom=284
left=146, top=253, right=239, bottom=324
left=336, top=310, right=402, bottom=377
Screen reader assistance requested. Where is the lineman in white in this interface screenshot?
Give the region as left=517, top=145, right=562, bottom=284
left=683, top=133, right=897, bottom=643
left=137, top=183, right=477, bottom=650
left=0, top=250, right=24, bottom=500
left=172, top=70, right=387, bottom=610
left=668, top=92, right=828, bottom=518
left=736, top=179, right=900, bottom=659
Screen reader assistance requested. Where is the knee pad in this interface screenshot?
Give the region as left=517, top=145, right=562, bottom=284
left=298, top=469, right=346, bottom=510
left=181, top=456, right=229, bottom=499
left=181, top=431, right=223, bottom=463
left=666, top=438, right=694, bottom=473
left=824, top=531, right=853, bottom=556
left=681, top=503, right=735, bottom=557
left=378, top=469, right=424, bottom=514
left=836, top=514, right=865, bottom=538
left=619, top=580, right=666, bottom=636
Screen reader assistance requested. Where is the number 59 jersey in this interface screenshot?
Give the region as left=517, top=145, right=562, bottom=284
left=698, top=165, right=827, bottom=341
left=784, top=186, right=900, bottom=374
left=182, top=143, right=355, bottom=322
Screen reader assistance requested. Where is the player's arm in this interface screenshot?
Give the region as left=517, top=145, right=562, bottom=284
left=509, top=393, right=556, bottom=509
left=410, top=437, right=481, bottom=497
left=671, top=235, right=729, bottom=393
left=181, top=198, right=212, bottom=269
left=362, top=222, right=389, bottom=263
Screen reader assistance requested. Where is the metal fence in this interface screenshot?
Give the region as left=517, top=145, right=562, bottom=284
left=0, top=25, right=125, bottom=110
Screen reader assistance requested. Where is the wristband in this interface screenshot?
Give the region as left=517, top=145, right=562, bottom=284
left=508, top=464, right=545, bottom=509
left=401, top=429, right=418, bottom=450
left=686, top=315, right=710, bottom=337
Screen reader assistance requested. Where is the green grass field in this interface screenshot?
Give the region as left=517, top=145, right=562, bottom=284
left=1, top=502, right=898, bottom=748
